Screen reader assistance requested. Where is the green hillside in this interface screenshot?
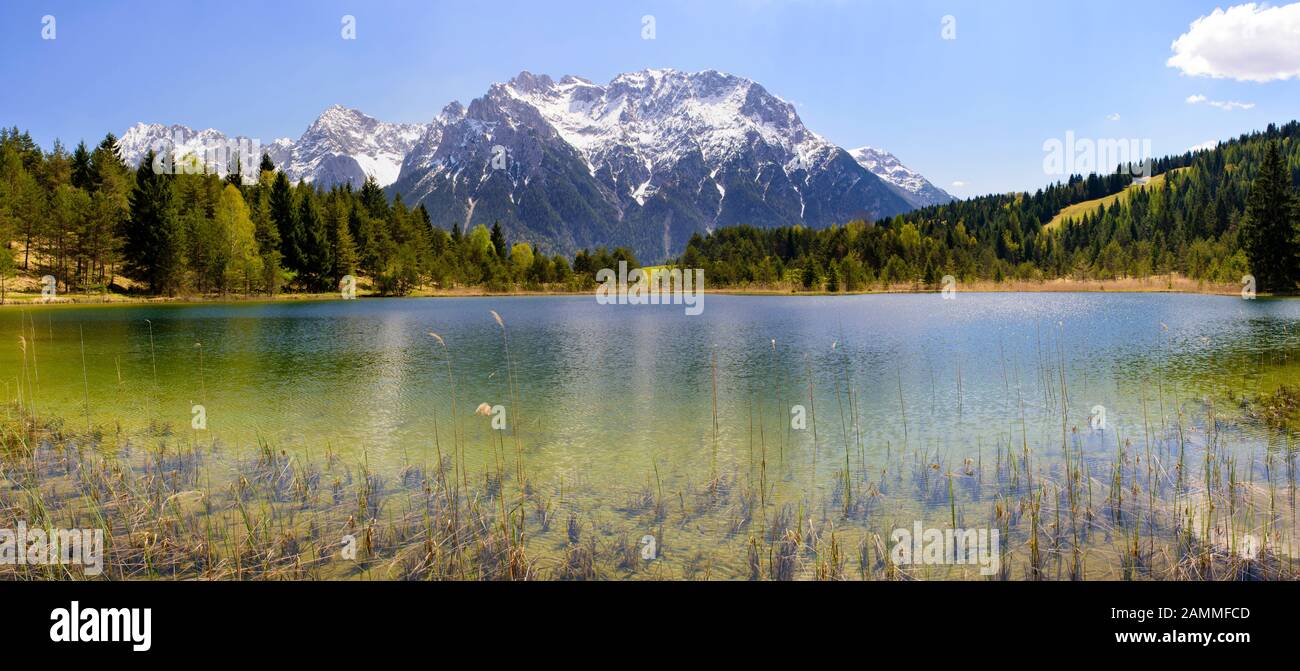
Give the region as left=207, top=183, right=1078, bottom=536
left=1045, top=168, right=1189, bottom=231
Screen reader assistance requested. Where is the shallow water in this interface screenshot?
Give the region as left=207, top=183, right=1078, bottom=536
left=2, top=293, right=1298, bottom=578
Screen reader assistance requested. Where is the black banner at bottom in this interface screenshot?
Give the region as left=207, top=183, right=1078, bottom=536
left=1, top=580, right=1291, bottom=660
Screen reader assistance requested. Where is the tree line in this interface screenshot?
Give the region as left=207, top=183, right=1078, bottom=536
left=675, top=122, right=1299, bottom=293
left=3, top=121, right=1297, bottom=299
left=0, top=129, right=643, bottom=298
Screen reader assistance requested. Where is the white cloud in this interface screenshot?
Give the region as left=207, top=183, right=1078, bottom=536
left=1168, top=3, right=1300, bottom=82
left=1186, top=94, right=1255, bottom=110
left=950, top=180, right=967, bottom=188
left=1106, top=112, right=1121, bottom=121
left=1188, top=140, right=1219, bottom=152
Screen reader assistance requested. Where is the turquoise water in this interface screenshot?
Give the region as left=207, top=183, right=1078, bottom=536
left=2, top=293, right=1298, bottom=577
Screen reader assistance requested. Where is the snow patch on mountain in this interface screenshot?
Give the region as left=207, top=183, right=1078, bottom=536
left=113, top=69, right=952, bottom=259
left=849, top=146, right=953, bottom=208
left=498, top=68, right=841, bottom=196
left=390, top=68, right=921, bottom=260
left=116, top=106, right=422, bottom=188
left=285, top=105, right=423, bottom=187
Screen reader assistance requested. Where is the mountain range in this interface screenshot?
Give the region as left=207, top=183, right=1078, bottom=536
left=116, top=69, right=952, bottom=260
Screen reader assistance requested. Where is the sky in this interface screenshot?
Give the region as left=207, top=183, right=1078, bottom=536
left=2, top=0, right=1298, bottom=197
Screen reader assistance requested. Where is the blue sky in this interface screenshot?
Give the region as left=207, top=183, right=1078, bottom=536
left=2, top=0, right=1297, bottom=196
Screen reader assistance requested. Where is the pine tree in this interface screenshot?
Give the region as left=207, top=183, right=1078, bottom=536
left=298, top=191, right=332, bottom=290
left=553, top=255, right=572, bottom=284
left=258, top=152, right=276, bottom=175
left=71, top=142, right=93, bottom=190
left=0, top=240, right=13, bottom=304
left=91, top=133, right=126, bottom=176
left=415, top=204, right=436, bottom=256
left=249, top=172, right=282, bottom=294
left=124, top=150, right=184, bottom=294
left=1241, top=141, right=1299, bottom=292
left=87, top=154, right=128, bottom=288
left=43, top=190, right=73, bottom=290
left=348, top=205, right=381, bottom=275
left=0, top=143, right=45, bottom=270
left=329, top=197, right=358, bottom=279
left=359, top=176, right=388, bottom=219
left=0, top=143, right=16, bottom=300
left=490, top=221, right=506, bottom=258
left=4, top=127, right=42, bottom=172
left=269, top=173, right=304, bottom=273
left=801, top=258, right=819, bottom=290
left=224, top=157, right=244, bottom=189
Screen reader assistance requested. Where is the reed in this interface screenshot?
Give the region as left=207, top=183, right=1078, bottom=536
left=2, top=310, right=1297, bottom=582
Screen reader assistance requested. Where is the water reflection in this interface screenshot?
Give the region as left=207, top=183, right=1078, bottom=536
left=1, top=294, right=1296, bottom=494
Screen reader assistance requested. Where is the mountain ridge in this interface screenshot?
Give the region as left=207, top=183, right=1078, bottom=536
left=116, top=68, right=951, bottom=261
left=849, top=146, right=954, bottom=208
left=115, top=107, right=423, bottom=189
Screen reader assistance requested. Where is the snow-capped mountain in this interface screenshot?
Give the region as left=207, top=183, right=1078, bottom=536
left=288, top=106, right=424, bottom=187
left=116, top=69, right=949, bottom=261
left=390, top=69, right=917, bottom=260
left=115, top=123, right=294, bottom=177
left=116, top=107, right=423, bottom=188
left=849, top=146, right=953, bottom=208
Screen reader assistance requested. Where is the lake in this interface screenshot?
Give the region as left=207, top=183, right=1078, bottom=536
left=2, top=293, right=1298, bottom=579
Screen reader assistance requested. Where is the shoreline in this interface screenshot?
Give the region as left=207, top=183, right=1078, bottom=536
left=0, top=276, right=1289, bottom=307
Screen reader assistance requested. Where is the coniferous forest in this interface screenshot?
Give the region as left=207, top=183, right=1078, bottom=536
left=0, top=135, right=640, bottom=299
left=680, top=122, right=1300, bottom=294
left=1, top=121, right=1297, bottom=299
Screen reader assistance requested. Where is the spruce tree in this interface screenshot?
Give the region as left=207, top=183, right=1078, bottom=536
left=329, top=198, right=358, bottom=279
left=269, top=173, right=304, bottom=273
left=70, top=141, right=93, bottom=190
left=224, top=157, right=244, bottom=189
left=490, top=221, right=506, bottom=258
left=298, top=192, right=332, bottom=290
left=801, top=258, right=819, bottom=290
left=359, top=176, right=388, bottom=219
left=91, top=134, right=126, bottom=175
left=124, top=150, right=184, bottom=294
left=348, top=205, right=381, bottom=275
left=1241, top=142, right=1299, bottom=292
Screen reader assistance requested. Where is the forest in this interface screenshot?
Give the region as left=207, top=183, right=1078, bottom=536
left=1, top=121, right=1297, bottom=299
left=679, top=122, right=1299, bottom=294
left=0, top=134, right=640, bottom=298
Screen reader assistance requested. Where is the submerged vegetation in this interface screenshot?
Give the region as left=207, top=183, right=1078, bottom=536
left=1243, top=384, right=1300, bottom=429
left=2, top=305, right=1296, bottom=581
